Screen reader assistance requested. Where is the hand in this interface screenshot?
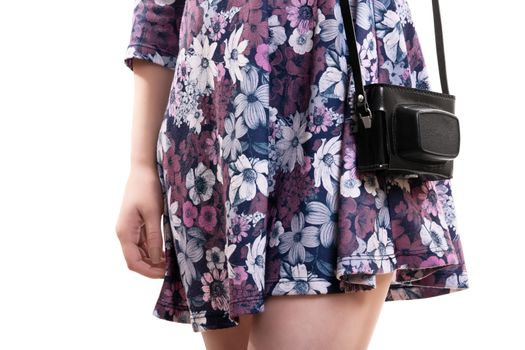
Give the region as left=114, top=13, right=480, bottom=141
left=115, top=164, right=166, bottom=278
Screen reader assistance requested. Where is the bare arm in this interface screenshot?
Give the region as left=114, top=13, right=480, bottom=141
left=116, top=58, right=174, bottom=279
left=129, top=59, right=174, bottom=168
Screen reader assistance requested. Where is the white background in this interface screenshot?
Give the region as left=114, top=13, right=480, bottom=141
left=0, top=1, right=523, bottom=349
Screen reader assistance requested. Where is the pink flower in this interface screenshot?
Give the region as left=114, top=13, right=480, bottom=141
left=182, top=201, right=198, bottom=227
left=232, top=266, right=248, bottom=286
left=255, top=43, right=271, bottom=72
left=201, top=268, right=229, bottom=311
left=198, top=205, right=218, bottom=232
left=286, top=0, right=316, bottom=34
left=309, top=106, right=332, bottom=133
left=208, top=13, right=227, bottom=41
left=228, top=215, right=250, bottom=243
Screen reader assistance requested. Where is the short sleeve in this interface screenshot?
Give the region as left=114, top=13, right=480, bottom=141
left=124, top=0, right=186, bottom=71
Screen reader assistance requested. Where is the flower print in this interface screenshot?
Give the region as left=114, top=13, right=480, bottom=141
left=167, top=195, right=182, bottom=228
left=228, top=214, right=250, bottom=243
left=278, top=212, right=320, bottom=265
left=286, top=0, right=316, bottom=33
left=354, top=205, right=376, bottom=239
left=182, top=201, right=198, bottom=227
left=319, top=51, right=347, bottom=100
left=435, top=181, right=457, bottom=231
left=305, top=193, right=337, bottom=248
left=186, top=162, right=216, bottom=205
left=268, top=15, right=287, bottom=54
left=255, top=43, right=271, bottom=72
left=186, top=107, right=205, bottom=133
left=380, top=59, right=407, bottom=86
left=420, top=217, right=449, bottom=257
left=188, top=34, right=219, bottom=92
left=233, top=67, right=269, bottom=129
left=204, top=131, right=220, bottom=165
left=224, top=24, right=249, bottom=84
left=410, top=67, right=430, bottom=90
left=269, top=220, right=284, bottom=247
left=242, top=9, right=268, bottom=50
left=224, top=240, right=236, bottom=278
left=246, top=233, right=267, bottom=291
left=154, top=0, right=175, bottom=5
left=376, top=9, right=407, bottom=62
left=418, top=183, right=440, bottom=218
left=362, top=174, right=380, bottom=196
left=366, top=223, right=395, bottom=272
left=289, top=27, right=314, bottom=54
left=445, top=271, right=468, bottom=289
left=357, top=31, right=378, bottom=82
left=313, top=136, right=341, bottom=195
left=275, top=263, right=331, bottom=295
left=355, top=1, right=373, bottom=30
left=229, top=155, right=268, bottom=204
left=201, top=268, right=229, bottom=311
left=222, top=112, right=248, bottom=161
left=276, top=111, right=312, bottom=172
left=319, top=3, right=346, bottom=55
left=205, top=246, right=225, bottom=271
left=340, top=169, right=362, bottom=198
left=176, top=227, right=204, bottom=290
left=232, top=265, right=248, bottom=286
left=308, top=105, right=332, bottom=133
left=208, top=13, right=227, bottom=41
left=198, top=205, right=218, bottom=232
left=314, top=8, right=324, bottom=35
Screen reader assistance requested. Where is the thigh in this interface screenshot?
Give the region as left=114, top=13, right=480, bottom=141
left=201, top=314, right=255, bottom=350
left=248, top=271, right=396, bottom=350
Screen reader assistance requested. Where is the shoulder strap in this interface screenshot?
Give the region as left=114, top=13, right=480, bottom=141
left=340, top=0, right=450, bottom=127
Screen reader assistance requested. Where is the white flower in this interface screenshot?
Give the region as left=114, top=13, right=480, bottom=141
left=366, top=225, right=395, bottom=272
left=420, top=217, right=449, bottom=257
left=229, top=155, right=268, bottom=204
left=380, top=10, right=406, bottom=62
left=186, top=162, right=216, bottom=205
left=276, top=111, right=312, bottom=171
left=175, top=226, right=203, bottom=290
left=275, top=263, right=331, bottom=295
left=278, top=212, right=319, bottom=265
left=233, top=67, right=269, bottom=129
left=319, top=3, right=347, bottom=55
left=246, top=233, right=266, bottom=291
left=206, top=246, right=225, bottom=271
left=224, top=24, right=249, bottom=83
left=305, top=193, right=337, bottom=248
left=222, top=112, right=247, bottom=161
left=186, top=107, right=205, bottom=133
left=319, top=53, right=347, bottom=100
left=269, top=221, right=284, bottom=248
left=340, top=170, right=361, bottom=198
left=154, top=0, right=175, bottom=5
left=268, top=15, right=287, bottom=53
left=289, top=27, right=313, bottom=54
left=312, top=136, right=341, bottom=195
left=188, top=34, right=218, bottom=92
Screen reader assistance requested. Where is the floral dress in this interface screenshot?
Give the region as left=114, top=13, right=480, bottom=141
left=123, top=0, right=470, bottom=332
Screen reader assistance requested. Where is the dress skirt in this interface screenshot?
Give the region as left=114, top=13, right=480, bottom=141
left=123, top=0, right=470, bottom=332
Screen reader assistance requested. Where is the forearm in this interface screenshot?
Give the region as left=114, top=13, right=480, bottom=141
left=129, top=59, right=174, bottom=169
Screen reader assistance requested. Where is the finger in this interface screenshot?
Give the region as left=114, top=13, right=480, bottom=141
left=141, top=209, right=163, bottom=264
left=122, top=242, right=165, bottom=279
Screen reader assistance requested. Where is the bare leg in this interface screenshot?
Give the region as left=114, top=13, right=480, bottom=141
left=201, top=314, right=255, bottom=350
left=248, top=271, right=396, bottom=350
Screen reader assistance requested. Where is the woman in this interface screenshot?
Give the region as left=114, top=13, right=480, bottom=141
left=115, top=0, right=470, bottom=348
